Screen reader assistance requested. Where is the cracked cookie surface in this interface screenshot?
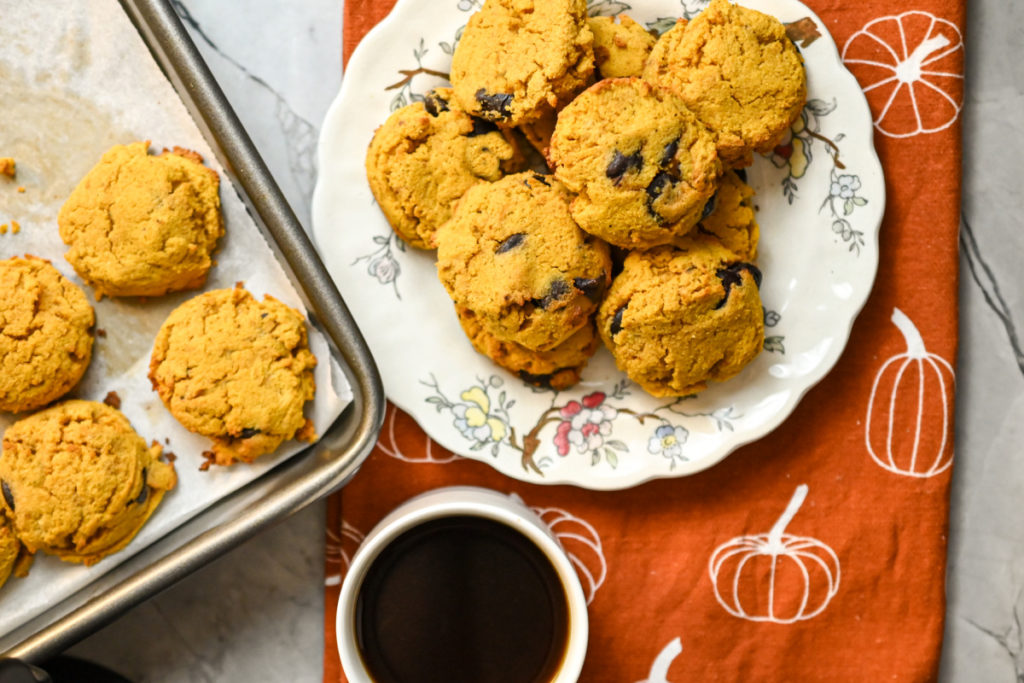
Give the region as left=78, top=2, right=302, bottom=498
left=549, top=77, right=721, bottom=249
left=0, top=255, right=94, bottom=413
left=643, top=0, right=806, bottom=167
left=588, top=14, right=656, bottom=79
left=148, top=286, right=317, bottom=467
left=681, top=169, right=759, bottom=260
left=0, top=512, right=21, bottom=590
left=58, top=141, right=223, bottom=298
left=597, top=236, right=763, bottom=396
left=366, top=88, right=523, bottom=249
left=436, top=172, right=611, bottom=352
left=450, top=0, right=594, bottom=127
left=0, top=400, right=176, bottom=566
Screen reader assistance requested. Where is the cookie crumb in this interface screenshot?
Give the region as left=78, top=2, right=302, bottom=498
left=10, top=220, right=19, bottom=234
left=0, top=158, right=14, bottom=178
left=164, top=451, right=177, bottom=463
left=0, top=225, right=6, bottom=235
left=16, top=186, right=24, bottom=193
left=103, top=391, right=121, bottom=409
left=96, top=328, right=107, bottom=338
left=199, top=451, right=216, bottom=471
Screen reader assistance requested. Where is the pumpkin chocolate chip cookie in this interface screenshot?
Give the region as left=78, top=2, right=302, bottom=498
left=0, top=400, right=176, bottom=566
left=588, top=14, right=656, bottom=79
left=366, top=88, right=523, bottom=250
left=58, top=141, right=223, bottom=298
left=597, top=236, right=764, bottom=396
left=436, top=172, right=612, bottom=352
left=548, top=77, right=721, bottom=249
left=643, top=0, right=807, bottom=167
left=0, top=255, right=94, bottom=413
left=450, top=0, right=594, bottom=127
left=148, top=286, right=317, bottom=468
left=455, top=305, right=599, bottom=390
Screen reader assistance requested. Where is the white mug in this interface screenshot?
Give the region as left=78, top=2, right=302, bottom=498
left=336, top=485, right=589, bottom=682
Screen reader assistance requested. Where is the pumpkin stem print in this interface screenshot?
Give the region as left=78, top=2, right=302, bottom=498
left=842, top=11, right=963, bottom=138
left=709, top=485, right=840, bottom=624
left=635, top=637, right=682, bottom=683
left=865, top=308, right=955, bottom=478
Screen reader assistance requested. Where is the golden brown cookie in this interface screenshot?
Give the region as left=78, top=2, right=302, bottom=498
left=0, top=512, right=21, bottom=590
left=0, top=400, right=176, bottom=566
left=685, top=169, right=759, bottom=260
left=149, top=286, right=317, bottom=467
left=597, top=236, right=763, bottom=396
left=588, top=14, right=656, bottom=79
left=548, top=77, right=721, bottom=249
left=436, top=172, right=612, bottom=352
left=456, top=305, right=599, bottom=390
left=0, top=255, right=94, bottom=413
left=450, top=0, right=595, bottom=127
left=366, top=88, right=523, bottom=249
left=58, top=141, right=223, bottom=298
left=643, top=0, right=806, bottom=167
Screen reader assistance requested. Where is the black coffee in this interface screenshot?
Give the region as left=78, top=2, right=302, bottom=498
left=355, top=515, right=570, bottom=683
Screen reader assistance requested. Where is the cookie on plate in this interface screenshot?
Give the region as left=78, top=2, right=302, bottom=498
left=643, top=0, right=806, bottom=167
left=0, top=255, right=94, bottom=413
left=684, top=169, right=759, bottom=261
left=436, top=172, right=611, bottom=351
left=588, top=14, right=656, bottom=79
left=366, top=88, right=523, bottom=249
left=0, top=512, right=23, bottom=590
left=456, top=305, right=599, bottom=390
left=548, top=77, right=721, bottom=249
left=597, top=236, right=763, bottom=396
left=149, top=286, right=317, bottom=468
left=450, top=0, right=594, bottom=127
left=58, top=141, right=223, bottom=298
left=0, top=400, right=177, bottom=566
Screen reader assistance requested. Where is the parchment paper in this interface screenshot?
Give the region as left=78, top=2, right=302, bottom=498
left=0, top=0, right=352, bottom=636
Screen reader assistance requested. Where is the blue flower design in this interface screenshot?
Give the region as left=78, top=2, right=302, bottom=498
left=647, top=424, right=688, bottom=460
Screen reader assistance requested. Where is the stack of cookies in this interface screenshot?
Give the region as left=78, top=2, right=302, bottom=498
left=364, top=0, right=806, bottom=397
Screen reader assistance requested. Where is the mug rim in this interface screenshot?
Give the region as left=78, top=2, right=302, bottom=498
left=336, top=485, right=589, bottom=683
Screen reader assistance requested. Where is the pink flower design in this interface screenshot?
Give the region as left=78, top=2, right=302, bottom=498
left=552, top=392, right=617, bottom=456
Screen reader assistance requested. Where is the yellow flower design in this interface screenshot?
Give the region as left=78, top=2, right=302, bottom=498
left=453, top=386, right=507, bottom=442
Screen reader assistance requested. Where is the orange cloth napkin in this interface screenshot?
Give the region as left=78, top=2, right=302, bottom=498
left=326, top=1, right=964, bottom=680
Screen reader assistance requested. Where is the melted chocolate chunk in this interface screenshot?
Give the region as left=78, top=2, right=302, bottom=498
left=496, top=233, right=525, bottom=254
left=136, top=468, right=149, bottom=505
left=714, top=262, right=763, bottom=309
left=606, top=149, right=643, bottom=181
left=645, top=171, right=677, bottom=219
left=518, top=370, right=554, bottom=389
left=532, top=174, right=550, bottom=186
left=2, top=480, right=13, bottom=511
left=573, top=276, right=605, bottom=303
left=610, top=304, right=627, bottom=337
left=475, top=89, right=513, bottom=119
left=424, top=91, right=450, bottom=117
left=701, top=191, right=718, bottom=221
left=734, top=168, right=747, bottom=183
left=532, top=279, right=570, bottom=310
left=660, top=138, right=679, bottom=166
left=467, top=117, right=500, bottom=137
left=239, top=428, right=262, bottom=439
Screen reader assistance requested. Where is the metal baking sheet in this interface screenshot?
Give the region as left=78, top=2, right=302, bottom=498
left=0, top=0, right=384, bottom=661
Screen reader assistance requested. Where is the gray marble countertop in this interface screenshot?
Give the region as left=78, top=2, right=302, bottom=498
left=64, top=0, right=1024, bottom=680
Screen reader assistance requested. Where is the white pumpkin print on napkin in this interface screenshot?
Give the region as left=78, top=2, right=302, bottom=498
left=635, top=637, right=683, bottom=683
left=709, top=485, right=840, bottom=623
left=865, top=308, right=955, bottom=478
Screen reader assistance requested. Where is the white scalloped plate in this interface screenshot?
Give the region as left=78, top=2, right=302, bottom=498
left=312, top=0, right=884, bottom=490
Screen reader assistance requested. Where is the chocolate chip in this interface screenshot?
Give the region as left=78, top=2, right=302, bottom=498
left=734, top=168, right=747, bottom=183
left=519, top=370, right=554, bottom=389
left=660, top=138, right=679, bottom=166
left=1, top=481, right=13, bottom=511
left=103, top=391, right=121, bottom=410
left=606, top=149, right=643, bottom=181
left=239, top=428, right=261, bottom=439
left=136, top=468, right=149, bottom=505
left=701, top=191, right=718, bottom=221
left=424, top=90, right=450, bottom=116
left=573, top=276, right=605, bottom=302
left=645, top=171, right=677, bottom=218
left=532, top=174, right=550, bottom=186
left=610, top=304, right=627, bottom=336
left=475, top=89, right=513, bottom=119
left=532, top=279, right=570, bottom=310
left=496, top=233, right=525, bottom=254
left=715, top=262, right=762, bottom=309
left=467, top=117, right=500, bottom=137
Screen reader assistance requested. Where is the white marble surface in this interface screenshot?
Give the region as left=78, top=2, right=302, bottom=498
left=62, top=0, right=1024, bottom=680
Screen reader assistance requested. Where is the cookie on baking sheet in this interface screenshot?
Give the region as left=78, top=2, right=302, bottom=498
left=366, top=88, right=523, bottom=250
left=0, top=400, right=176, bottom=566
left=0, top=512, right=22, bottom=590
left=684, top=169, right=760, bottom=261
left=597, top=236, right=764, bottom=397
left=643, top=0, right=806, bottom=167
left=148, top=285, right=317, bottom=468
left=548, top=77, right=721, bottom=249
left=0, top=255, right=94, bottom=413
left=450, top=0, right=594, bottom=127
left=456, top=305, right=599, bottom=390
left=588, top=14, right=656, bottom=79
left=58, top=141, right=223, bottom=298
left=436, top=172, right=611, bottom=352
